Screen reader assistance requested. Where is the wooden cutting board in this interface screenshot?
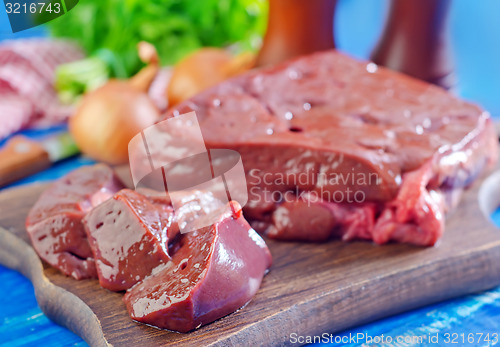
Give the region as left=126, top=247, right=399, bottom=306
left=1, top=167, right=500, bottom=347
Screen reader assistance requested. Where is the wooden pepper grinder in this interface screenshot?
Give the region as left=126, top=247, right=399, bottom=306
left=371, top=0, right=454, bottom=89
left=257, top=0, right=337, bottom=67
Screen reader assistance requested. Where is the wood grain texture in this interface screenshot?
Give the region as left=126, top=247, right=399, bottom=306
left=1, top=169, right=500, bottom=346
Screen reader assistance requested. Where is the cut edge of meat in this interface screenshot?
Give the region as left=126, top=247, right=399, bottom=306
left=163, top=49, right=498, bottom=247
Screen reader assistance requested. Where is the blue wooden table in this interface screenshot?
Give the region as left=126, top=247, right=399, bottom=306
left=1, top=0, right=500, bottom=346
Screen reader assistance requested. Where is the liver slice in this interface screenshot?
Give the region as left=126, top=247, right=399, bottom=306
left=26, top=165, right=124, bottom=279
left=123, top=201, right=272, bottom=332
left=163, top=50, right=498, bottom=245
left=83, top=189, right=175, bottom=291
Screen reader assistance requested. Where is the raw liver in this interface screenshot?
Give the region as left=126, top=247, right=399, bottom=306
left=25, top=167, right=273, bottom=331
left=83, top=189, right=175, bottom=291
left=163, top=50, right=498, bottom=246
left=123, top=201, right=272, bottom=333
left=25, top=165, right=124, bottom=279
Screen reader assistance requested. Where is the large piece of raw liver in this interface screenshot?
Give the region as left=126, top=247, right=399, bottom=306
left=163, top=50, right=498, bottom=245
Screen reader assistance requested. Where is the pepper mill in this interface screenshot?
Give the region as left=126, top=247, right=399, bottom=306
left=370, top=0, right=454, bottom=89
left=257, top=0, right=337, bottom=67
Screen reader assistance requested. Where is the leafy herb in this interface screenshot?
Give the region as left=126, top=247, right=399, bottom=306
left=47, top=0, right=267, bottom=77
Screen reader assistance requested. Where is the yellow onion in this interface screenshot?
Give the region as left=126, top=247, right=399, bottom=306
left=167, top=48, right=255, bottom=106
left=70, top=42, right=160, bottom=164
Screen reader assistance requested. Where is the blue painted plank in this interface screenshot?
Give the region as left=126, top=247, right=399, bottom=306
left=0, top=266, right=87, bottom=346
left=0, top=132, right=92, bottom=345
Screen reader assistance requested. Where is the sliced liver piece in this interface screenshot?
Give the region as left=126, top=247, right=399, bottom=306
left=83, top=189, right=175, bottom=291
left=123, top=201, right=272, bottom=333
left=26, top=164, right=124, bottom=279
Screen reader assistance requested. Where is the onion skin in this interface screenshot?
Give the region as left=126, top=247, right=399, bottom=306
left=167, top=48, right=256, bottom=106
left=70, top=42, right=160, bottom=165
left=70, top=80, right=159, bottom=164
